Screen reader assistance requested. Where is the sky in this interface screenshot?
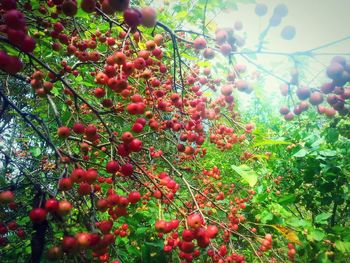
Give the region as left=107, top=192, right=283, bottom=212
left=223, top=0, right=350, bottom=53
left=212, top=0, right=350, bottom=108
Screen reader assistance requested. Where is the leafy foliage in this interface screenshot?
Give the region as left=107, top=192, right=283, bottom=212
left=0, top=1, right=349, bottom=263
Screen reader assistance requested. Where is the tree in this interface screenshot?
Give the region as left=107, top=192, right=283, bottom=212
left=0, top=0, right=349, bottom=262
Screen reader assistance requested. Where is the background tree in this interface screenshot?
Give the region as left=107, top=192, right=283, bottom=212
left=0, top=0, right=349, bottom=263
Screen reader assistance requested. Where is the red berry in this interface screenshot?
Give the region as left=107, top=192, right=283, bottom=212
left=61, top=236, right=77, bottom=252
left=1, top=0, right=17, bottom=10
left=59, top=177, right=73, bottom=191
left=141, top=7, right=157, bottom=28
left=80, top=0, right=96, bottom=13
left=85, top=124, right=97, bottom=136
left=128, top=138, right=142, bottom=152
left=72, top=123, right=85, bottom=134
left=182, top=229, right=194, bottom=241
left=16, top=229, right=25, bottom=238
left=108, top=0, right=129, bottom=11
left=106, top=160, right=120, bottom=174
left=4, top=10, right=25, bottom=30
left=123, top=8, right=142, bottom=28
left=131, top=122, right=144, bottom=133
left=94, top=87, right=106, bottom=98
left=180, top=241, right=195, bottom=253
left=57, top=126, right=70, bottom=138
left=155, top=220, right=166, bottom=233
left=206, top=225, right=218, bottom=238
left=1, top=54, right=23, bottom=74
left=29, top=208, right=47, bottom=223
left=7, top=28, right=25, bottom=46
left=96, top=220, right=113, bottom=234
left=120, top=163, right=133, bottom=176
left=78, top=182, right=91, bottom=195
left=136, top=118, right=147, bottom=126
left=0, top=190, right=14, bottom=203
left=193, top=37, right=207, bottom=50
left=62, top=0, right=78, bottom=17
left=21, top=36, right=36, bottom=53
left=57, top=200, right=72, bottom=216
left=70, top=168, right=86, bottom=183
left=84, top=168, right=98, bottom=184
left=121, top=132, right=134, bottom=143
left=45, top=199, right=59, bottom=213
left=128, top=191, right=141, bottom=204
left=187, top=213, right=203, bottom=229
left=8, top=221, right=18, bottom=230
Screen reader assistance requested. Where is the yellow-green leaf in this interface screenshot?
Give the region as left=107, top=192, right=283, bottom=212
left=231, top=164, right=258, bottom=187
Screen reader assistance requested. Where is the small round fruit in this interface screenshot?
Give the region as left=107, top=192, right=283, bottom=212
left=309, top=92, right=324, bottom=105
left=281, top=26, right=296, bottom=40
left=62, top=0, right=78, bottom=17
left=155, top=220, right=166, bottom=233
left=81, top=0, right=96, bottom=13
left=128, top=138, right=142, bottom=152
left=29, top=208, right=47, bottom=223
left=46, top=246, right=62, bottom=261
left=45, top=198, right=59, bottom=213
left=61, top=236, right=77, bottom=253
left=206, top=225, right=219, bottom=238
left=128, top=191, right=141, bottom=204
left=141, top=7, right=157, bottom=27
left=187, top=213, right=203, bottom=229
left=57, top=126, right=70, bottom=138
left=120, top=163, right=133, bottom=176
left=106, top=160, right=120, bottom=173
left=123, top=8, right=142, bottom=28
left=193, top=37, right=207, bottom=50
left=221, top=85, right=233, bottom=96
left=0, top=190, right=14, bottom=203
left=296, top=86, right=310, bottom=100
left=255, top=3, right=268, bottom=16
left=279, top=106, right=290, bottom=115
left=131, top=122, right=144, bottom=133
left=57, top=200, right=72, bottom=216
left=273, top=3, right=288, bottom=18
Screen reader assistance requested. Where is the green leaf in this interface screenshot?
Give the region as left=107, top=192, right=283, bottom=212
left=316, top=253, right=332, bottom=263
left=307, top=229, right=325, bottom=241
left=197, top=60, right=212, bottom=67
left=135, top=227, right=149, bottom=236
left=175, top=10, right=188, bottom=19
left=325, top=128, right=339, bottom=143
left=30, top=147, right=41, bottom=157
left=286, top=218, right=309, bottom=228
left=319, top=150, right=337, bottom=157
left=315, top=212, right=332, bottom=224
left=181, top=53, right=197, bottom=61
left=51, top=86, right=60, bottom=96
left=293, top=148, right=309, bottom=158
left=277, top=194, right=296, bottom=205
left=268, top=203, right=293, bottom=218
left=253, top=139, right=290, bottom=147
left=231, top=164, right=258, bottom=187
left=335, top=241, right=350, bottom=253
left=259, top=210, right=273, bottom=223
left=126, top=246, right=139, bottom=255
left=253, top=192, right=268, bottom=202
left=311, top=138, right=324, bottom=149
left=144, top=241, right=164, bottom=249
left=331, top=226, right=350, bottom=240
left=83, top=81, right=94, bottom=87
